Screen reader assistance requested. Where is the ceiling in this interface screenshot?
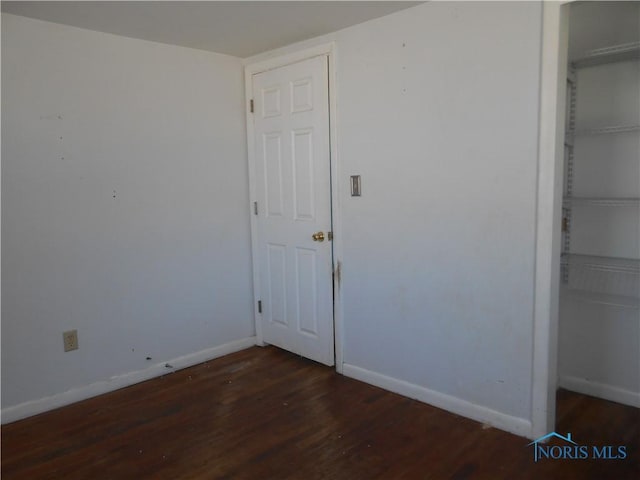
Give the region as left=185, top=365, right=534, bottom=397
left=1, top=1, right=422, bottom=58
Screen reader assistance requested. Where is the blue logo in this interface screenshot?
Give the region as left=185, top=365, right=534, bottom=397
left=528, top=432, right=627, bottom=463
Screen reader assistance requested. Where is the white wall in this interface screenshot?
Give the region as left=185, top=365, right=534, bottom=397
left=247, top=1, right=543, bottom=434
left=3, top=2, right=550, bottom=435
left=1, top=14, right=254, bottom=419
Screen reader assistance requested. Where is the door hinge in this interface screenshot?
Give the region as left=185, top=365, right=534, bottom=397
left=257, top=300, right=262, bottom=313
left=562, top=217, right=568, bottom=232
left=250, top=99, right=254, bottom=113
left=254, top=201, right=258, bottom=215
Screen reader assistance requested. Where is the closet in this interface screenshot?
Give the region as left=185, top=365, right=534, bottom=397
left=558, top=2, right=639, bottom=408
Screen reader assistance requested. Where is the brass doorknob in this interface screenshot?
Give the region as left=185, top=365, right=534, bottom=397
left=312, top=231, right=325, bottom=242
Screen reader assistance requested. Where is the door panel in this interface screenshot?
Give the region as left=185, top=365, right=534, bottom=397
left=264, top=133, right=284, bottom=217
left=292, top=129, right=315, bottom=220
left=253, top=55, right=333, bottom=366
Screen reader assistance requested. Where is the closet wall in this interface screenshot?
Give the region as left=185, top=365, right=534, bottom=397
left=558, top=1, right=640, bottom=407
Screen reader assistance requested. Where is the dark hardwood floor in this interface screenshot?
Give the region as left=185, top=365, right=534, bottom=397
left=2, top=346, right=638, bottom=479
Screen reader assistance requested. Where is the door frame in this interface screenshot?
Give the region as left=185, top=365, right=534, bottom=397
left=244, top=43, right=344, bottom=373
left=531, top=1, right=571, bottom=439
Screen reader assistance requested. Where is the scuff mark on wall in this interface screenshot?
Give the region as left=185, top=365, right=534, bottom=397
left=39, top=114, right=62, bottom=120
left=334, top=261, right=342, bottom=290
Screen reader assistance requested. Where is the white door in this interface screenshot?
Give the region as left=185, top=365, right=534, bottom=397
left=251, top=55, right=334, bottom=366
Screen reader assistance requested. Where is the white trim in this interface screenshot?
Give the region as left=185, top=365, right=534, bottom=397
left=244, top=42, right=344, bottom=372
left=559, top=376, right=640, bottom=408
left=1, top=336, right=256, bottom=424
left=343, top=363, right=532, bottom=438
left=244, top=43, right=335, bottom=76
left=531, top=2, right=569, bottom=440
left=327, top=46, right=344, bottom=374
left=245, top=63, right=263, bottom=346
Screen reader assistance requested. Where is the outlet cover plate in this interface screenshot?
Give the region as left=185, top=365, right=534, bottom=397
left=63, top=330, right=78, bottom=352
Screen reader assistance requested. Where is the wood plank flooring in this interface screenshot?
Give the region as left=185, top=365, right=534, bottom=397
left=2, top=346, right=638, bottom=479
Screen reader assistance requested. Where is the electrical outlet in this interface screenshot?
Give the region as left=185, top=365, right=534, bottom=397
left=63, top=330, right=78, bottom=352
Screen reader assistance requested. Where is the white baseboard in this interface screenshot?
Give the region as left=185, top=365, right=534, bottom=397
left=1, top=336, right=257, bottom=424
left=342, top=363, right=532, bottom=438
left=559, top=375, right=640, bottom=408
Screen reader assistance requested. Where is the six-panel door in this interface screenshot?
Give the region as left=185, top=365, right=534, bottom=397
left=252, top=55, right=334, bottom=366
